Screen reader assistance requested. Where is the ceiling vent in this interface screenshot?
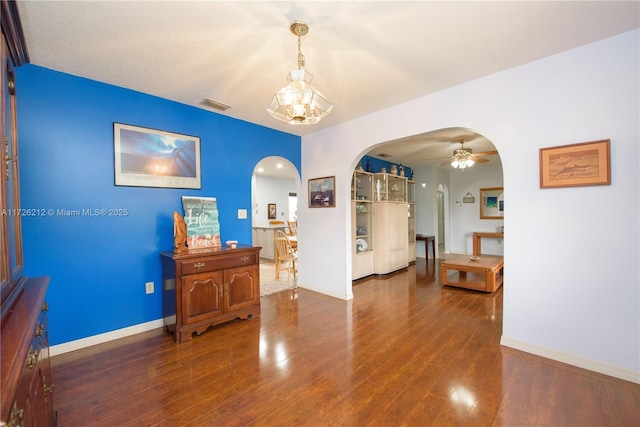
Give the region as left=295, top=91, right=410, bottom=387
left=201, top=98, right=230, bottom=111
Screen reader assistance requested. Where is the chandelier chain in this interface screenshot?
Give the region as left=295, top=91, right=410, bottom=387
left=297, top=35, right=305, bottom=69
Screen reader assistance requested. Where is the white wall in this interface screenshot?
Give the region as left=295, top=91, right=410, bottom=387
left=252, top=175, right=296, bottom=227
left=412, top=165, right=439, bottom=258
left=448, top=162, right=504, bottom=255
left=298, top=30, right=639, bottom=381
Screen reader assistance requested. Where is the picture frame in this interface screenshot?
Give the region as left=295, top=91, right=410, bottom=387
left=114, top=122, right=201, bottom=189
left=308, top=176, right=336, bottom=208
left=539, top=139, right=610, bottom=189
left=268, top=203, right=277, bottom=219
left=480, top=187, right=504, bottom=219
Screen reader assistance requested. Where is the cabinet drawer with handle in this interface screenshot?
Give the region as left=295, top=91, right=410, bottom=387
left=181, top=253, right=257, bottom=275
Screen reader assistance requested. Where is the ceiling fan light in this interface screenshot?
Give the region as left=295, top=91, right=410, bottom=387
left=453, top=148, right=473, bottom=157
left=450, top=142, right=476, bottom=169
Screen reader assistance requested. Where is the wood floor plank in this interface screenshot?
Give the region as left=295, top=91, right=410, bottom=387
left=49, top=260, right=640, bottom=426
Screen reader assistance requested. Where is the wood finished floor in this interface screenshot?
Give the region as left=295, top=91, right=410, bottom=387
left=50, top=259, right=639, bottom=426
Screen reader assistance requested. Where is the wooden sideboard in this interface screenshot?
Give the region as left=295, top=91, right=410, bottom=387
left=161, top=246, right=261, bottom=343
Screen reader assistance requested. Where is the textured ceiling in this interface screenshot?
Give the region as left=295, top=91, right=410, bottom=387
left=15, top=1, right=639, bottom=169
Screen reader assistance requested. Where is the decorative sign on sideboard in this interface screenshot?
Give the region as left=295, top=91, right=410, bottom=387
left=181, top=196, right=221, bottom=249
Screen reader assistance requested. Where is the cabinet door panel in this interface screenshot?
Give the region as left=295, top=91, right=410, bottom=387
left=388, top=203, right=409, bottom=249
left=182, top=271, right=224, bottom=324
left=225, top=265, right=258, bottom=312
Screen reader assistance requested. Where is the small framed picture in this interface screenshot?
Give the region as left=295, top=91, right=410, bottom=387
left=268, top=203, right=277, bottom=219
left=309, top=176, right=335, bottom=208
left=539, top=139, right=610, bottom=189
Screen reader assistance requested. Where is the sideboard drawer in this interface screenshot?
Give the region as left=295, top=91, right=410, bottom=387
left=181, top=253, right=258, bottom=275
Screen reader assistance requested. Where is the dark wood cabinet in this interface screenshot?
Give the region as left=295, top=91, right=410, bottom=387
left=161, top=246, right=261, bottom=343
left=1, top=278, right=54, bottom=426
left=1, top=4, right=55, bottom=425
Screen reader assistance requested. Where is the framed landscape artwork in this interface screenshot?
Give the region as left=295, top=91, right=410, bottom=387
left=308, top=176, right=336, bottom=208
left=114, top=122, right=201, bottom=189
left=539, top=139, right=610, bottom=189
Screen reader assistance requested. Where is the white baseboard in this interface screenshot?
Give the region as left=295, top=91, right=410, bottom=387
left=50, top=319, right=164, bottom=357
left=500, top=336, right=640, bottom=384
left=297, top=282, right=352, bottom=301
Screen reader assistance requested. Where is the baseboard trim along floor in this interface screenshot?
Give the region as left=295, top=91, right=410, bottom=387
left=500, top=336, right=639, bottom=384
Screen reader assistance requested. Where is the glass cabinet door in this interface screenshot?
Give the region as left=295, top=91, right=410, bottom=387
left=408, top=203, right=415, bottom=244
left=407, top=180, right=415, bottom=203
left=353, top=170, right=373, bottom=201
left=354, top=201, right=373, bottom=253
left=373, top=173, right=407, bottom=202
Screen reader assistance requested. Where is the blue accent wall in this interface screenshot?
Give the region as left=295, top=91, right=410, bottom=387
left=358, top=155, right=413, bottom=179
left=15, top=65, right=301, bottom=345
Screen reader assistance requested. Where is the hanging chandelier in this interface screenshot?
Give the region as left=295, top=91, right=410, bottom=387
left=267, top=21, right=334, bottom=125
left=451, top=146, right=475, bottom=170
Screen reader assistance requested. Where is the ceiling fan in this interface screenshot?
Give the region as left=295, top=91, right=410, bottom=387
left=440, top=140, right=498, bottom=169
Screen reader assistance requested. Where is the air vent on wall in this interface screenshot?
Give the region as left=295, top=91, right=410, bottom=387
left=201, top=98, right=231, bottom=111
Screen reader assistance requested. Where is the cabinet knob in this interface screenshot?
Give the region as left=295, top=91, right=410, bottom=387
left=193, top=262, right=206, bottom=270
left=240, top=256, right=249, bottom=263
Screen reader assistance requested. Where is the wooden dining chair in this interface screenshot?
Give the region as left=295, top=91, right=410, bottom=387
left=287, top=221, right=297, bottom=236
left=274, top=230, right=297, bottom=287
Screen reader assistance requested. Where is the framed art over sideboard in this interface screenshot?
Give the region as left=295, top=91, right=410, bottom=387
left=114, top=122, right=201, bottom=189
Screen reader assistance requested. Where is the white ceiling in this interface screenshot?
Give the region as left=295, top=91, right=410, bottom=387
left=254, top=156, right=298, bottom=179
left=15, top=1, right=639, bottom=170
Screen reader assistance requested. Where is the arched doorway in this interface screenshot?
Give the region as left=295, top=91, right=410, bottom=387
left=251, top=156, right=299, bottom=228
left=251, top=156, right=300, bottom=296
left=349, top=127, right=502, bottom=277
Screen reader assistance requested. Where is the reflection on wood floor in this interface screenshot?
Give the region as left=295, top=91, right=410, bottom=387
left=50, top=258, right=639, bottom=426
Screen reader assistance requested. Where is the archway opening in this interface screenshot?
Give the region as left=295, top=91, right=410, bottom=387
left=251, top=156, right=300, bottom=296
left=348, top=127, right=503, bottom=280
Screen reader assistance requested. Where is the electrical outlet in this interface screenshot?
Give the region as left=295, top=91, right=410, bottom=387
left=145, top=281, right=154, bottom=294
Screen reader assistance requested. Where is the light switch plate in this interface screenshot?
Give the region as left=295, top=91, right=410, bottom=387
left=238, top=209, right=247, bottom=219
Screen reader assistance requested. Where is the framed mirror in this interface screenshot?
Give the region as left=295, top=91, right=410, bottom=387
left=480, top=187, right=504, bottom=219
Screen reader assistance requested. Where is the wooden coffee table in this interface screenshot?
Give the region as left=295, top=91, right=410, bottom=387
left=440, top=255, right=504, bottom=292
